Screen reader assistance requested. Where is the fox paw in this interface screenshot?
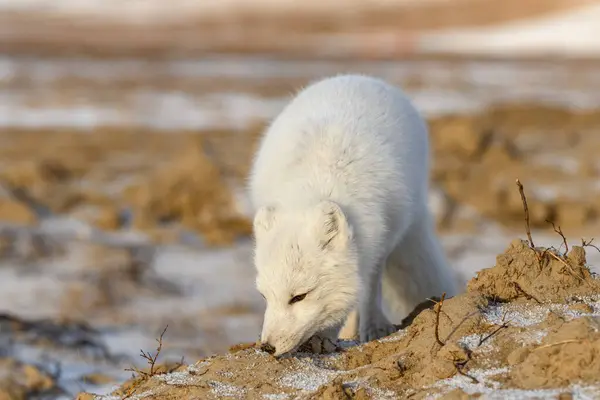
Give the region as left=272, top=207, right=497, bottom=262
left=298, top=335, right=339, bottom=354
left=360, top=316, right=397, bottom=343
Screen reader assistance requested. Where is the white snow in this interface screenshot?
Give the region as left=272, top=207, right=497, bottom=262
left=420, top=3, right=600, bottom=58
left=3, top=57, right=600, bottom=129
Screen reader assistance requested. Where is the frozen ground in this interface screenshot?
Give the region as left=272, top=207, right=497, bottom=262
left=2, top=57, right=600, bottom=129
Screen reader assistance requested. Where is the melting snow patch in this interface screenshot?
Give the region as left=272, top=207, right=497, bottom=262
left=155, top=360, right=211, bottom=385
left=343, top=379, right=399, bottom=399
left=96, top=390, right=154, bottom=400
left=262, top=394, right=290, bottom=400
left=483, top=297, right=600, bottom=328
left=430, top=383, right=600, bottom=400
left=430, top=364, right=600, bottom=400
left=377, top=329, right=408, bottom=343
left=279, top=362, right=341, bottom=391
left=188, top=360, right=211, bottom=373
left=458, top=334, right=494, bottom=353
left=428, top=367, right=509, bottom=398
left=484, top=304, right=548, bottom=327
left=156, top=371, right=191, bottom=386
left=368, top=387, right=398, bottom=400
left=209, top=380, right=246, bottom=398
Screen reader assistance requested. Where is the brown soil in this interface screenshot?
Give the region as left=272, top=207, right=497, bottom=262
left=0, top=128, right=257, bottom=246
left=2, top=105, right=600, bottom=243
left=428, top=105, right=600, bottom=234
left=77, top=238, right=600, bottom=399
left=1, top=0, right=594, bottom=58
left=0, top=358, right=57, bottom=400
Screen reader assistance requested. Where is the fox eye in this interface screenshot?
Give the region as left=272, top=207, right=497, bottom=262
left=289, top=293, right=307, bottom=304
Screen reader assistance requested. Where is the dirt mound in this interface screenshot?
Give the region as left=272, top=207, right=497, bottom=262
left=78, top=237, right=600, bottom=399
left=0, top=129, right=253, bottom=246
left=428, top=106, right=600, bottom=234
left=123, top=144, right=252, bottom=245
left=468, top=239, right=600, bottom=303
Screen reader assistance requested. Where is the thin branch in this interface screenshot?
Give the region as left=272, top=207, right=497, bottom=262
left=124, top=324, right=169, bottom=378
left=582, top=238, right=600, bottom=254
left=434, top=292, right=447, bottom=347
left=478, top=323, right=508, bottom=347
left=546, top=219, right=568, bottom=254
left=453, top=353, right=479, bottom=384
left=516, top=179, right=535, bottom=249
left=455, top=363, right=480, bottom=384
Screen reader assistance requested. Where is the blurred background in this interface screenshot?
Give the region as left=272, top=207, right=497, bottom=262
left=2, top=0, right=600, bottom=398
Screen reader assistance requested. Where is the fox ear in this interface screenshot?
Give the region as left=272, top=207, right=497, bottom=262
left=314, top=200, right=350, bottom=251
left=253, top=205, right=277, bottom=239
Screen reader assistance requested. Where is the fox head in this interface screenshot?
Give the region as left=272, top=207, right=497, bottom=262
left=252, top=200, right=360, bottom=357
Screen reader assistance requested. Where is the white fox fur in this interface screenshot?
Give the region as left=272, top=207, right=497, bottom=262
left=248, top=74, right=458, bottom=356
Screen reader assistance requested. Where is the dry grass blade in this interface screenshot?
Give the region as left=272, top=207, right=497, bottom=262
left=546, top=251, right=586, bottom=282
left=534, top=339, right=581, bottom=351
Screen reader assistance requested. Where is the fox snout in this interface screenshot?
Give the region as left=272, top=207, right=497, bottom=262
left=260, top=325, right=299, bottom=357
left=259, top=341, right=276, bottom=355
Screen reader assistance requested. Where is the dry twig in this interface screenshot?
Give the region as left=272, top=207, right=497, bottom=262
left=122, top=325, right=170, bottom=399
left=582, top=238, right=600, bottom=254
left=455, top=363, right=479, bottom=384
left=124, top=325, right=169, bottom=378
left=434, top=292, right=446, bottom=347
left=516, top=179, right=535, bottom=249
left=546, top=219, right=568, bottom=254
left=453, top=353, right=479, bottom=384
left=478, top=323, right=508, bottom=347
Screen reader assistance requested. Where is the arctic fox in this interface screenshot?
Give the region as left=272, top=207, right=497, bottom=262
left=248, top=74, right=458, bottom=357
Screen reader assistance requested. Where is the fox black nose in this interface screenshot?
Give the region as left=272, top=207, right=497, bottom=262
left=260, top=342, right=276, bottom=354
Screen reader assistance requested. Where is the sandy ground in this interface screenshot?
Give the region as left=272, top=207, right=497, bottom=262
left=78, top=239, right=600, bottom=400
